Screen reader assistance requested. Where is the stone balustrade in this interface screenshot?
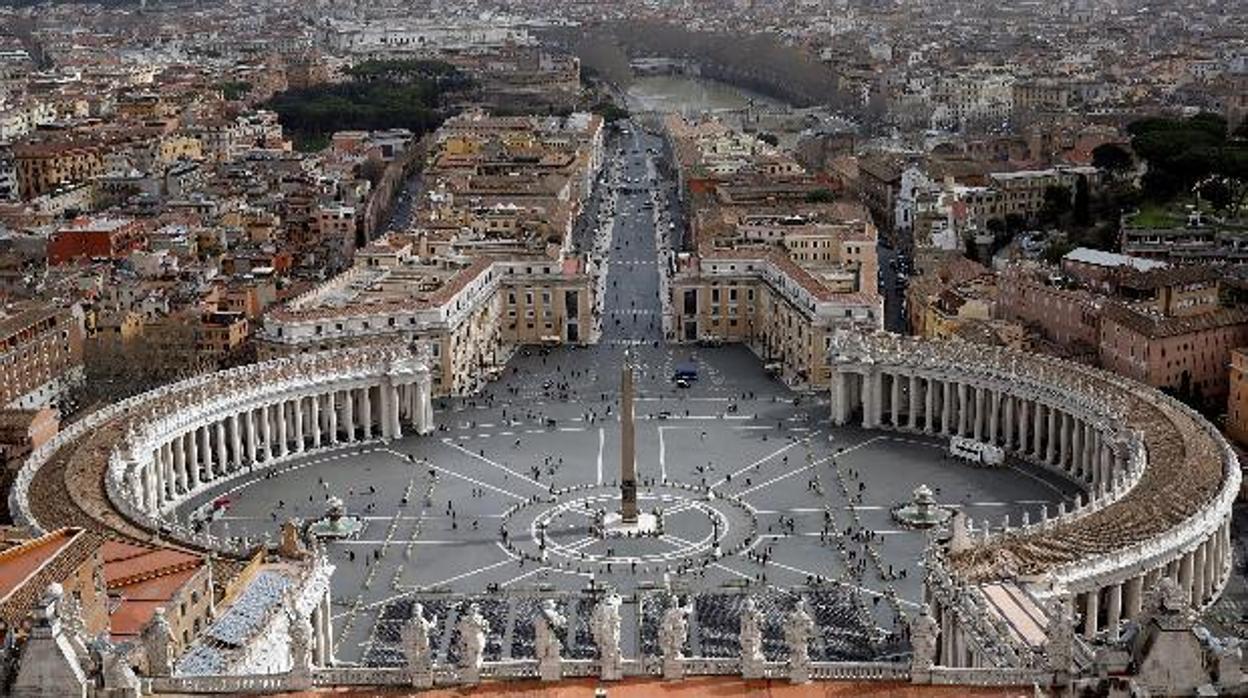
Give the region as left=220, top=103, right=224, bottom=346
left=829, top=332, right=1239, bottom=646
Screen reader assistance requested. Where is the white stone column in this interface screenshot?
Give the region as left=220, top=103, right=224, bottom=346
left=199, top=426, right=213, bottom=481
left=956, top=383, right=968, bottom=436
left=1106, top=584, right=1123, bottom=640
left=328, top=391, right=340, bottom=444
left=989, top=391, right=1002, bottom=445
left=1083, top=589, right=1099, bottom=640
left=1017, top=399, right=1029, bottom=455
left=830, top=371, right=847, bottom=426
left=173, top=436, right=187, bottom=492
left=942, top=381, right=954, bottom=435
left=924, top=377, right=936, bottom=433
left=310, top=394, right=322, bottom=448
left=890, top=373, right=902, bottom=427
left=187, top=432, right=200, bottom=489
left=389, top=383, right=403, bottom=439
left=1045, top=407, right=1057, bottom=464
left=361, top=387, right=374, bottom=440
left=1002, top=394, right=1013, bottom=449
left=1179, top=552, right=1195, bottom=603
left=214, top=421, right=228, bottom=477
left=244, top=410, right=258, bottom=466
left=275, top=401, right=289, bottom=458
left=229, top=414, right=243, bottom=470
left=968, top=384, right=978, bottom=439
left=1032, top=401, right=1044, bottom=459
left=1070, top=420, right=1084, bottom=482
left=1124, top=575, right=1143, bottom=620
left=294, top=397, right=306, bottom=453
left=344, top=390, right=356, bottom=442
left=416, top=369, right=434, bottom=435
left=1057, top=413, right=1071, bottom=472
left=1193, top=543, right=1207, bottom=606
left=151, top=449, right=166, bottom=505
left=909, top=375, right=920, bottom=430
left=259, top=405, right=273, bottom=462
left=144, top=462, right=157, bottom=513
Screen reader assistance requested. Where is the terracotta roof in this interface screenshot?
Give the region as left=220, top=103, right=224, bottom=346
left=1102, top=303, right=1248, bottom=339
left=0, top=527, right=101, bottom=629
left=102, top=538, right=205, bottom=639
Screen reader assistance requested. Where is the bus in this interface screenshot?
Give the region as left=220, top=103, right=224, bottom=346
left=673, top=360, right=698, bottom=382
left=948, top=436, right=1005, bottom=467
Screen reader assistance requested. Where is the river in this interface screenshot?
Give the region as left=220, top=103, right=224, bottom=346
left=625, top=75, right=782, bottom=113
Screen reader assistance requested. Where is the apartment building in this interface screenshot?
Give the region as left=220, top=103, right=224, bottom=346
left=0, top=301, right=86, bottom=409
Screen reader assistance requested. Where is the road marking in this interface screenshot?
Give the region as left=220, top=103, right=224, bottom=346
left=441, top=440, right=549, bottom=490
left=711, top=431, right=822, bottom=488
left=736, top=455, right=834, bottom=497
left=597, top=427, right=605, bottom=485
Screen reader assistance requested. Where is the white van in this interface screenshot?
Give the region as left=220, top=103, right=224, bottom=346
left=949, top=436, right=1005, bottom=467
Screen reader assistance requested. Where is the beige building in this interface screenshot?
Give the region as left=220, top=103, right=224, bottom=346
left=1099, top=303, right=1248, bottom=403
left=1227, top=347, right=1248, bottom=447
left=0, top=301, right=86, bottom=409
left=259, top=241, right=596, bottom=396
left=671, top=250, right=882, bottom=389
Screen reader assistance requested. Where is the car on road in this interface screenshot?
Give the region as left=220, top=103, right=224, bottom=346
left=675, top=378, right=691, bottom=389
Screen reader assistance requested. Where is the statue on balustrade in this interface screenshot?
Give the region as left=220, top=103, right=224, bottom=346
left=141, top=607, right=176, bottom=677
left=1044, top=594, right=1074, bottom=676
left=659, top=596, right=692, bottom=680
left=591, top=590, right=623, bottom=681
left=402, top=602, right=438, bottom=688
left=739, top=595, right=766, bottom=679
left=535, top=599, right=567, bottom=681
left=784, top=598, right=816, bottom=684
left=90, top=635, right=142, bottom=698
left=909, top=605, right=939, bottom=675
left=287, top=605, right=315, bottom=689
left=456, top=602, right=490, bottom=685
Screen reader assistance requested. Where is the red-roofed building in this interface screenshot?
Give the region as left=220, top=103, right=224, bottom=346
left=102, top=539, right=214, bottom=653
left=48, top=216, right=145, bottom=265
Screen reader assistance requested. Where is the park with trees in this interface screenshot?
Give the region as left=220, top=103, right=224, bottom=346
left=264, top=60, right=475, bottom=150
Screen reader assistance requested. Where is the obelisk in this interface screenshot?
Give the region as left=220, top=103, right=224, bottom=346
left=620, top=351, right=638, bottom=523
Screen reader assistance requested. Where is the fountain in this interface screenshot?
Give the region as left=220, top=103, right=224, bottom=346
left=307, top=496, right=365, bottom=540
left=890, top=484, right=953, bottom=529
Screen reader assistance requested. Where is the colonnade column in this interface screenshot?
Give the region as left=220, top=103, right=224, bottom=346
left=328, top=392, right=340, bottom=444
left=908, top=375, right=920, bottom=430
left=1083, top=589, right=1099, bottom=640
left=344, top=390, right=356, bottom=442
left=310, top=394, right=322, bottom=448
left=259, top=405, right=273, bottom=462
left=361, top=387, right=374, bottom=440
left=924, top=378, right=936, bottom=433
left=1124, top=575, right=1144, bottom=620
left=244, top=410, right=257, bottom=465
left=415, top=369, right=435, bottom=435
left=292, top=398, right=305, bottom=453
left=1105, top=584, right=1123, bottom=640
left=938, top=382, right=948, bottom=437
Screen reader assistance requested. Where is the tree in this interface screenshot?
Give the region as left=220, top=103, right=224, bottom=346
left=1199, top=178, right=1233, bottom=212
left=1073, top=175, right=1091, bottom=227
left=1040, top=185, right=1072, bottom=226
left=1091, top=143, right=1133, bottom=174
left=360, top=156, right=386, bottom=188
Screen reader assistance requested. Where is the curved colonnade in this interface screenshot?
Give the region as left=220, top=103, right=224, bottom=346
left=830, top=333, right=1239, bottom=651
left=11, top=346, right=436, bottom=555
